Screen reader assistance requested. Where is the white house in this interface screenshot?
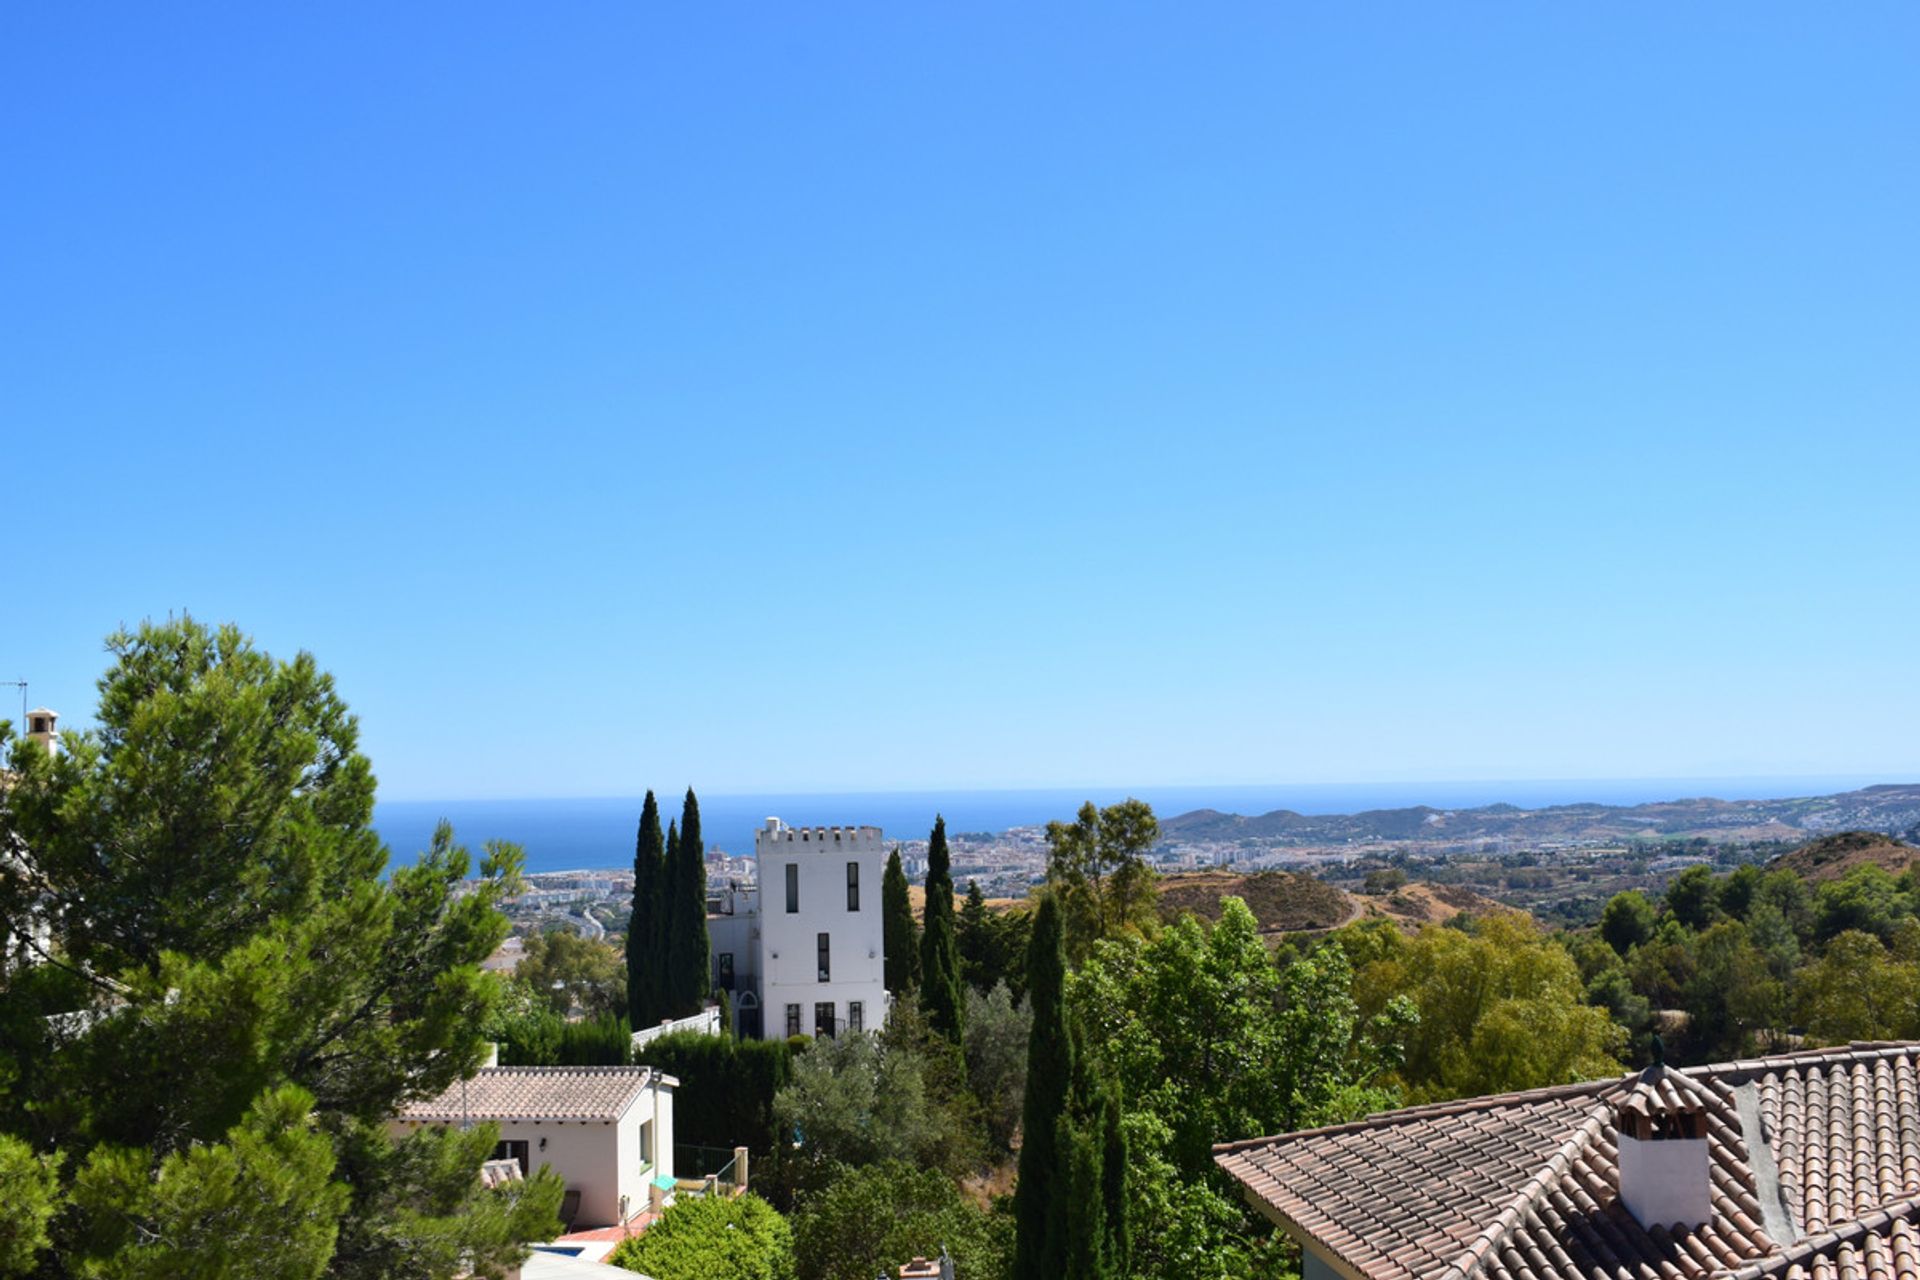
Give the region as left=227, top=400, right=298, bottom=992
left=709, top=818, right=889, bottom=1041
left=392, top=1065, right=675, bottom=1231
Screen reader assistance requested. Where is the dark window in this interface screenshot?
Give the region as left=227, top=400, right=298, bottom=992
left=848, top=1001, right=864, bottom=1034
left=815, top=1002, right=836, bottom=1039
left=717, top=952, right=734, bottom=990
left=846, top=861, right=860, bottom=911
left=786, top=1003, right=801, bottom=1037
left=785, top=862, right=799, bottom=913
left=817, top=931, right=831, bottom=982
left=491, top=1139, right=530, bottom=1177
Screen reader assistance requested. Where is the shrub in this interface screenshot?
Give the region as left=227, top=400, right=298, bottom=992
left=607, top=1193, right=795, bottom=1280
left=790, top=1161, right=1010, bottom=1280
left=642, top=1032, right=793, bottom=1152
left=498, top=1011, right=633, bottom=1066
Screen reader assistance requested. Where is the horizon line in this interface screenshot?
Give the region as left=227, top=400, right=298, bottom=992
left=372, top=771, right=1919, bottom=808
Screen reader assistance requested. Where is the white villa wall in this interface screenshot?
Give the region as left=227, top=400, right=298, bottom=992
left=388, top=1079, right=674, bottom=1231
left=707, top=900, right=760, bottom=1036
left=754, top=819, right=888, bottom=1039
left=631, top=1007, right=720, bottom=1051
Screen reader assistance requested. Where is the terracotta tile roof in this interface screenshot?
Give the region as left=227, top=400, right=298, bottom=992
left=1216, top=1043, right=1920, bottom=1280
left=399, top=1066, right=654, bottom=1123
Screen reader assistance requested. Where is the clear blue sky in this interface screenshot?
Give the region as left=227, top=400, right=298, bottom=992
left=4, top=4, right=1916, bottom=800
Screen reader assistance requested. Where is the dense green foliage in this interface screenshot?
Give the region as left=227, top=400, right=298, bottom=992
left=773, top=1029, right=946, bottom=1171
left=0, top=618, right=560, bottom=1279
left=882, top=847, right=921, bottom=994
left=607, top=1193, right=795, bottom=1280
left=643, top=1031, right=794, bottom=1154
left=790, top=1161, right=1011, bottom=1280
left=1579, top=849, right=1920, bottom=1062
left=0, top=1136, right=60, bottom=1277
left=919, top=816, right=965, bottom=1041
left=629, top=791, right=668, bottom=1028
left=495, top=1012, right=635, bottom=1067
left=1079, top=900, right=1409, bottom=1175
left=1044, top=800, right=1161, bottom=965
left=957, top=883, right=1033, bottom=999
left=963, top=983, right=1032, bottom=1153
left=517, top=928, right=625, bottom=1019
left=1345, top=912, right=1623, bottom=1102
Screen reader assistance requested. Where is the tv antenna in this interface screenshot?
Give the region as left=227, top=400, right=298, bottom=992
left=1, top=680, right=24, bottom=729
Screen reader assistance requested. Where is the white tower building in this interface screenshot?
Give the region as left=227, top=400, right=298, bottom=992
left=25, top=708, right=57, bottom=755
left=717, top=817, right=889, bottom=1041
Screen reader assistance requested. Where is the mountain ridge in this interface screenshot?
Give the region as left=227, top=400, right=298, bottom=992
left=1158, top=783, right=1920, bottom=846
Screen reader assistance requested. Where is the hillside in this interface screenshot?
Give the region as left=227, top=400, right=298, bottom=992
left=1768, top=830, right=1920, bottom=883
left=1154, top=870, right=1504, bottom=936
left=1159, top=783, right=1920, bottom=848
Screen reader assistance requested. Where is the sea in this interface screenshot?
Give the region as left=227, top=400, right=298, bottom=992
left=371, top=776, right=1887, bottom=876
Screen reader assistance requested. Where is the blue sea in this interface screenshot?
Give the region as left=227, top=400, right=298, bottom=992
left=372, top=776, right=1891, bottom=876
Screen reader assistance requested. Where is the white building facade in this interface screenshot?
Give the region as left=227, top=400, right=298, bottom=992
left=710, top=818, right=889, bottom=1041
left=391, top=1065, right=676, bottom=1231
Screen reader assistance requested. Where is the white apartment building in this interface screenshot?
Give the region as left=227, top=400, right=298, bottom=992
left=708, top=817, right=889, bottom=1041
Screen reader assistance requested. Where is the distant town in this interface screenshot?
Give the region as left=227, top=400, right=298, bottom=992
left=501, top=782, right=1920, bottom=939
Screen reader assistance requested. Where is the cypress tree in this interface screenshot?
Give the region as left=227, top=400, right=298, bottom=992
left=1061, top=1115, right=1107, bottom=1280
left=957, top=878, right=992, bottom=993
left=663, top=818, right=682, bottom=1011
left=1013, top=894, right=1071, bottom=1280
left=669, top=788, right=712, bottom=1017
left=1099, top=1086, right=1129, bottom=1276
left=627, top=791, right=667, bottom=1030
left=882, top=847, right=920, bottom=994
left=918, top=815, right=964, bottom=1040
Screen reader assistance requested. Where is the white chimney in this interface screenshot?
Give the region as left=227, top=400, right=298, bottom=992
left=1614, top=1064, right=1711, bottom=1230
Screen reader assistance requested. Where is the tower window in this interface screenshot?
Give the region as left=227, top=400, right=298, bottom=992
left=786, top=862, right=799, bottom=913
left=846, top=861, right=860, bottom=911
left=817, top=932, right=831, bottom=982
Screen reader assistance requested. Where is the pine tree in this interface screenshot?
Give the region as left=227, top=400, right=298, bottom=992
left=627, top=791, right=666, bottom=1030
left=1013, top=894, right=1071, bottom=1280
left=882, top=848, right=921, bottom=994
left=0, top=618, right=562, bottom=1277
left=918, top=815, right=964, bottom=1040
left=676, top=788, right=712, bottom=1016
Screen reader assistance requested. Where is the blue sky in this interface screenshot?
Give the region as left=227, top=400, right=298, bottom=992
left=3, top=4, right=1916, bottom=800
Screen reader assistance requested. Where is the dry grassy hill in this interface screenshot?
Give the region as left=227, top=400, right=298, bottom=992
left=1157, top=870, right=1352, bottom=932
left=1769, top=831, right=1919, bottom=883
left=1154, top=870, right=1505, bottom=936
left=910, top=869, right=1509, bottom=936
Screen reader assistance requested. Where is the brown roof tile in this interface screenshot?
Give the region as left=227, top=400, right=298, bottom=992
left=1218, top=1044, right=1920, bottom=1280
left=399, top=1065, right=655, bottom=1123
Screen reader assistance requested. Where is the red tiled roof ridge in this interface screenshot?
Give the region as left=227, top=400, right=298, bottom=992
left=1714, top=1193, right=1920, bottom=1280
left=1210, top=1078, right=1618, bottom=1157
left=1684, top=1041, right=1920, bottom=1083
left=1215, top=1044, right=1920, bottom=1160
left=398, top=1064, right=656, bottom=1123
left=1217, top=1041, right=1920, bottom=1280
left=472, top=1065, right=648, bottom=1075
